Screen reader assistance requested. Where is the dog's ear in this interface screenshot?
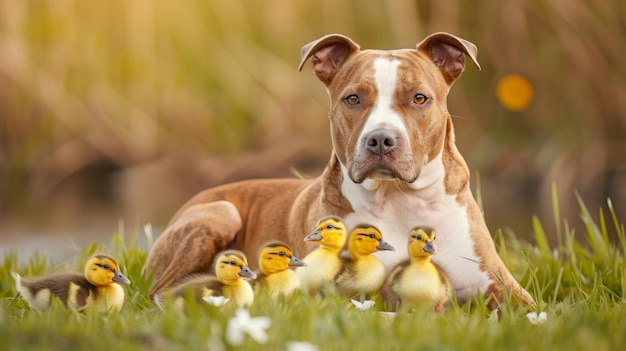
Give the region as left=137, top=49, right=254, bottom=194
left=298, top=34, right=360, bottom=85
left=417, top=33, right=481, bottom=85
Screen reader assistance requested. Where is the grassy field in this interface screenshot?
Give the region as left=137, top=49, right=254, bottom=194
left=1, top=187, right=625, bottom=351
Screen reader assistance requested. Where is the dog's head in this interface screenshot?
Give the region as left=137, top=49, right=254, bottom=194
left=299, top=33, right=480, bottom=190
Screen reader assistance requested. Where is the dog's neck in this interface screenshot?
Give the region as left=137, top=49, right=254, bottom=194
left=326, top=148, right=457, bottom=271
left=338, top=149, right=447, bottom=209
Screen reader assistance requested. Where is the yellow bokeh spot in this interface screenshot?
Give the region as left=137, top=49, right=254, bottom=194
left=496, top=74, right=534, bottom=112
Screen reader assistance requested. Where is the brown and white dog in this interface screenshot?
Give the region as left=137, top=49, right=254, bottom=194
left=144, top=32, right=535, bottom=309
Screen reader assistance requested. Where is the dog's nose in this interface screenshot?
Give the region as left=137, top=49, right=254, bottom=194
left=365, top=129, right=397, bottom=156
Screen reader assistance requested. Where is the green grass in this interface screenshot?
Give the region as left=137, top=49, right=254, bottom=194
left=2, top=190, right=625, bottom=351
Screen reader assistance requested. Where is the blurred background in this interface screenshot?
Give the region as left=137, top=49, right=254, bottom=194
left=1, top=0, right=625, bottom=258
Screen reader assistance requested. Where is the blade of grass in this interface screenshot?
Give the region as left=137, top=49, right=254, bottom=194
left=551, top=182, right=563, bottom=248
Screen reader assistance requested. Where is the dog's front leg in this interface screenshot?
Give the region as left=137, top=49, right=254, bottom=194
left=144, top=200, right=242, bottom=299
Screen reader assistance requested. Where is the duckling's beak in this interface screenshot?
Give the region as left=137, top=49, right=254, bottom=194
left=304, top=228, right=323, bottom=241
left=288, top=256, right=307, bottom=267
left=376, top=239, right=395, bottom=251
left=113, top=271, right=131, bottom=285
left=423, top=241, right=437, bottom=254
left=239, top=266, right=257, bottom=279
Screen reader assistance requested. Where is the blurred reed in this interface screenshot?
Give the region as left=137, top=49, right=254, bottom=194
left=0, top=0, right=624, bottom=240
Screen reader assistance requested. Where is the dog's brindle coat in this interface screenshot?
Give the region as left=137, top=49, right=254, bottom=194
left=144, top=33, right=535, bottom=309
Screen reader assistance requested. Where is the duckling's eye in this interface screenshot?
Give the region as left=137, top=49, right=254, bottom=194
left=95, top=263, right=111, bottom=270
left=416, top=234, right=423, bottom=241
left=278, top=251, right=285, bottom=256
left=413, top=94, right=428, bottom=105
left=230, top=261, right=237, bottom=266
left=345, top=94, right=360, bottom=106
left=326, top=224, right=334, bottom=230
left=368, top=233, right=376, bottom=239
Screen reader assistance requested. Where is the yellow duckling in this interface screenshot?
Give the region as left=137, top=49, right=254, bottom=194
left=13, top=253, right=131, bottom=313
left=334, top=224, right=395, bottom=300
left=168, top=249, right=256, bottom=308
left=296, top=217, right=348, bottom=295
left=387, top=227, right=451, bottom=312
left=254, top=241, right=307, bottom=299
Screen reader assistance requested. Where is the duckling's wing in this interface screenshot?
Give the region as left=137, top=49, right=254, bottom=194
left=170, top=274, right=209, bottom=296
left=385, top=260, right=411, bottom=309
left=19, top=272, right=94, bottom=310
left=195, top=277, right=226, bottom=298
left=53, top=273, right=95, bottom=310
left=171, top=274, right=225, bottom=302
left=387, top=260, right=411, bottom=288
left=333, top=257, right=359, bottom=294
left=433, top=262, right=452, bottom=295
left=385, top=260, right=411, bottom=299
left=333, top=257, right=351, bottom=282
left=432, top=262, right=452, bottom=312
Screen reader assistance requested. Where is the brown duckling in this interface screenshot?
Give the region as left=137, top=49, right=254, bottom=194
left=167, top=249, right=256, bottom=308
left=13, top=253, right=131, bottom=313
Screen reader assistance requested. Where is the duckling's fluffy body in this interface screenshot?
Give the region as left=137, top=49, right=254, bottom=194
left=255, top=241, right=306, bottom=299
left=335, top=225, right=395, bottom=298
left=296, top=217, right=348, bottom=295
left=169, top=249, right=256, bottom=307
left=390, top=261, right=448, bottom=305
left=13, top=253, right=130, bottom=313
left=388, top=227, right=451, bottom=312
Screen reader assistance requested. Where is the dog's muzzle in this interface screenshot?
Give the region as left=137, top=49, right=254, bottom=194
left=349, top=128, right=419, bottom=184
left=365, top=129, right=397, bottom=157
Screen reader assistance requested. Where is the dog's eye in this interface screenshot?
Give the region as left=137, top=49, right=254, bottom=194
left=345, top=94, right=360, bottom=106
left=413, top=94, right=428, bottom=105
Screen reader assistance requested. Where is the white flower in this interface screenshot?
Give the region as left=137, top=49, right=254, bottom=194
left=350, top=299, right=375, bottom=310
left=226, top=308, right=272, bottom=346
left=203, top=296, right=230, bottom=306
left=286, top=341, right=319, bottom=351
left=526, top=311, right=548, bottom=325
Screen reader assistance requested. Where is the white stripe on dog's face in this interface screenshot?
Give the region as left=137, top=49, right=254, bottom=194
left=357, top=58, right=409, bottom=151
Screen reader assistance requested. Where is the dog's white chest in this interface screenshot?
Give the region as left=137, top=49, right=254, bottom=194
left=341, top=160, right=492, bottom=299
